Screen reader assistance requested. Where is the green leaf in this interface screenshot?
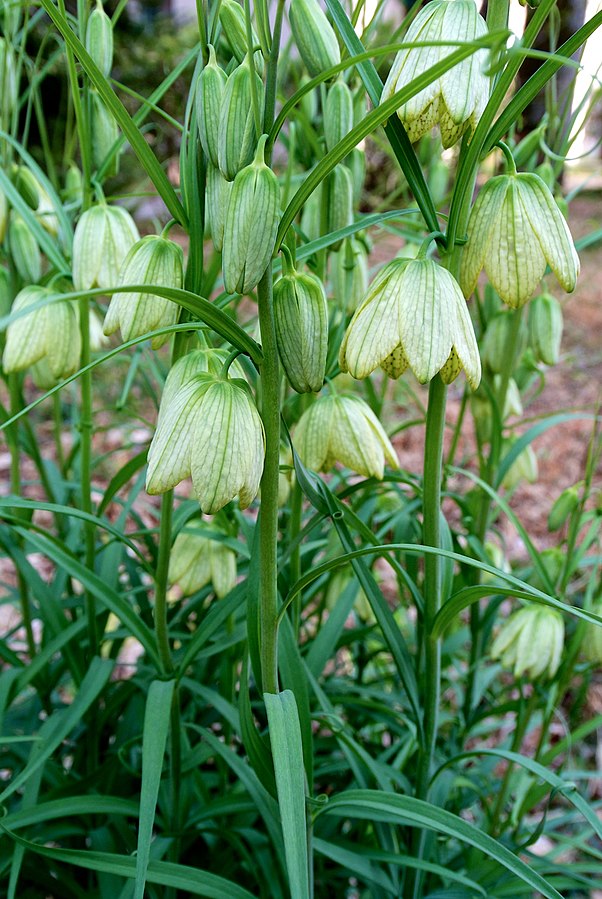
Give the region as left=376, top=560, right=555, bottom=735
left=37, top=0, right=187, bottom=226
left=264, top=690, right=310, bottom=899
left=0, top=657, right=113, bottom=804
left=135, top=679, right=176, bottom=899
left=319, top=790, right=563, bottom=899
left=435, top=748, right=602, bottom=843
left=0, top=165, right=69, bottom=272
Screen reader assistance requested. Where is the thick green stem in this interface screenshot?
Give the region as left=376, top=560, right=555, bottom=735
left=79, top=299, right=98, bottom=658
left=416, top=375, right=448, bottom=800
left=257, top=268, right=281, bottom=695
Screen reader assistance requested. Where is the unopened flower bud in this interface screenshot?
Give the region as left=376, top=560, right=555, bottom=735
left=324, top=78, right=353, bottom=153
left=327, top=164, right=353, bottom=249
left=147, top=373, right=265, bottom=514
left=205, top=163, right=232, bottom=252
left=381, top=0, right=489, bottom=149
left=90, top=89, right=119, bottom=176
left=64, top=165, right=83, bottom=204
left=222, top=135, right=280, bottom=295
left=0, top=187, right=8, bottom=243
left=169, top=520, right=237, bottom=598
left=481, top=311, right=525, bottom=374
left=300, top=183, right=322, bottom=243
left=86, top=0, right=113, bottom=77
left=461, top=172, right=580, bottom=308
left=582, top=599, right=602, bottom=665
left=103, top=235, right=183, bottom=349
left=9, top=216, right=41, bottom=283
left=15, top=166, right=40, bottom=209
left=501, top=439, right=538, bottom=490
left=219, top=0, right=263, bottom=68
left=491, top=605, right=564, bottom=681
left=289, top=0, right=341, bottom=79
left=340, top=255, right=481, bottom=388
left=196, top=45, right=227, bottom=168
left=347, top=148, right=365, bottom=207
left=332, top=237, right=368, bottom=313
left=3, top=286, right=81, bottom=382
left=274, top=251, right=328, bottom=393
left=0, top=38, right=17, bottom=123
left=73, top=204, right=139, bottom=290
left=548, top=485, right=579, bottom=532
left=294, top=393, right=399, bottom=479
left=528, top=292, right=563, bottom=366
left=218, top=59, right=264, bottom=181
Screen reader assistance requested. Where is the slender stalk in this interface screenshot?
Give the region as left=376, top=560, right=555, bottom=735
left=154, top=492, right=175, bottom=675
left=7, top=375, right=36, bottom=661
left=257, top=268, right=281, bottom=695
left=490, top=689, right=538, bottom=835
left=53, top=393, right=65, bottom=474
left=79, top=300, right=98, bottom=658
left=255, top=0, right=285, bottom=696
left=407, top=375, right=447, bottom=899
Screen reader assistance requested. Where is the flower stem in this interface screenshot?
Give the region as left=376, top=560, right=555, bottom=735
left=409, top=374, right=447, bottom=899
left=257, top=268, right=281, bottom=695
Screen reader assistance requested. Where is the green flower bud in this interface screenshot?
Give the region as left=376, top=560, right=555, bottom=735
left=9, top=216, right=41, bottom=283
left=103, top=235, right=183, bottom=350
left=327, top=165, right=353, bottom=249
left=85, top=0, right=113, bottom=77
left=528, top=292, right=563, bottom=366
left=289, top=0, right=341, bottom=79
left=481, top=311, right=521, bottom=374
left=0, top=38, right=17, bottom=123
left=169, top=520, right=237, bottom=598
left=381, top=0, right=489, bottom=149
left=582, top=599, right=602, bottom=665
left=64, top=164, right=83, bottom=204
left=90, top=89, right=119, bottom=176
left=3, top=286, right=81, bottom=382
left=294, top=393, right=399, bottom=479
left=461, top=172, right=580, bottom=308
left=218, top=59, right=264, bottom=181
left=500, top=439, right=538, bottom=491
left=147, top=373, right=265, bottom=514
left=340, top=256, right=481, bottom=389
left=492, top=375, right=523, bottom=419
left=205, top=163, right=232, bottom=253
left=347, top=148, right=365, bottom=207
left=332, top=237, right=368, bottom=313
left=324, top=78, right=353, bottom=154
left=0, top=187, right=7, bottom=243
left=219, top=0, right=263, bottom=68
left=548, top=485, right=579, bottom=532
left=274, top=252, right=328, bottom=393
left=300, top=183, right=322, bottom=243
left=73, top=204, right=139, bottom=290
left=491, top=605, right=564, bottom=681
left=15, top=166, right=40, bottom=209
left=196, top=45, right=227, bottom=168
left=299, top=75, right=318, bottom=123
left=0, top=266, right=13, bottom=318
left=222, top=136, right=280, bottom=295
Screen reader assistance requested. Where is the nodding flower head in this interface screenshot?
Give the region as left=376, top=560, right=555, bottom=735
left=339, top=255, right=481, bottom=389
left=169, top=519, right=237, bottom=599
left=381, top=0, right=489, bottom=149
left=491, top=605, right=564, bottom=681
left=73, top=203, right=139, bottom=291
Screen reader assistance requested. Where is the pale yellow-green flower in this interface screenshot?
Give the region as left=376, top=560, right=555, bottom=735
left=103, top=235, right=183, bottom=350
left=2, top=285, right=81, bottom=382
left=294, top=394, right=399, bottom=479
left=339, top=256, right=481, bottom=389
left=582, top=599, right=602, bottom=665
left=147, top=373, right=264, bottom=514
left=169, top=520, right=237, bottom=598
left=461, top=172, right=580, bottom=309
left=491, top=605, right=564, bottom=681
left=73, top=204, right=139, bottom=291
left=381, top=0, right=489, bottom=149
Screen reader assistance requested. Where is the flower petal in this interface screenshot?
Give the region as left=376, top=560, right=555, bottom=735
left=146, top=379, right=207, bottom=494
left=461, top=176, right=509, bottom=299
left=399, top=259, right=454, bottom=383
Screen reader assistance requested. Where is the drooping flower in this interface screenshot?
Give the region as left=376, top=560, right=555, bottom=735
left=2, top=285, right=81, bottom=383
left=147, top=372, right=264, bottom=515
left=461, top=172, right=580, bottom=308
left=294, top=394, right=399, bottom=479
left=582, top=599, right=602, bottom=665
left=169, top=519, right=237, bottom=598
left=491, top=605, right=564, bottom=681
left=73, top=203, right=139, bottom=291
left=103, top=234, right=183, bottom=349
left=381, top=0, right=489, bottom=149
left=339, top=256, right=481, bottom=388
